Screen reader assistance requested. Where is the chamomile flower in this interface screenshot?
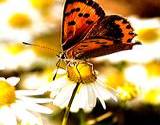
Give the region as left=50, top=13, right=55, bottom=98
left=0, top=0, right=53, bottom=42
left=0, top=77, right=53, bottom=125
left=46, top=62, right=116, bottom=112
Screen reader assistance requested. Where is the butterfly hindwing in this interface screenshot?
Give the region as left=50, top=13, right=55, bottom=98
left=62, top=0, right=105, bottom=51
left=85, top=15, right=136, bottom=43
left=66, top=15, right=140, bottom=59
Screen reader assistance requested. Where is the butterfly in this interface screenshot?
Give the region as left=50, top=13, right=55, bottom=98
left=60, top=0, right=141, bottom=61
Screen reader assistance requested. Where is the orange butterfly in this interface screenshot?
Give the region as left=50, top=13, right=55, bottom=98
left=61, top=0, right=141, bottom=60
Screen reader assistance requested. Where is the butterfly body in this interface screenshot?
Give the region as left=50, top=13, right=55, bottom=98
left=61, top=0, right=141, bottom=61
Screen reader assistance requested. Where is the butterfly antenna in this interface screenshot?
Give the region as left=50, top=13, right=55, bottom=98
left=22, top=42, right=55, bottom=51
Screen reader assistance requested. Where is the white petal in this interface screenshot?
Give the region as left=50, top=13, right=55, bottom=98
left=53, top=68, right=66, bottom=75
left=91, top=83, right=106, bottom=109
left=49, top=76, right=69, bottom=91
left=7, top=77, right=20, bottom=86
left=11, top=103, right=41, bottom=125
left=53, top=83, right=76, bottom=108
left=16, top=90, right=45, bottom=97
left=70, top=92, right=81, bottom=112
left=20, top=101, right=53, bottom=114
left=70, top=85, right=86, bottom=112
left=87, top=84, right=96, bottom=108
left=0, top=106, right=17, bottom=125
left=36, top=84, right=53, bottom=94
left=18, top=96, right=53, bottom=104
left=96, top=82, right=117, bottom=101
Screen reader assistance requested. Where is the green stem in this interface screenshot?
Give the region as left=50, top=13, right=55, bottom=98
left=62, top=82, right=81, bottom=125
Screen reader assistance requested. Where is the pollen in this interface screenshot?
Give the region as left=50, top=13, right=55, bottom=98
left=0, top=0, right=6, bottom=3
left=67, top=62, right=97, bottom=84
left=30, top=0, right=54, bottom=10
left=117, top=83, right=138, bottom=101
left=0, top=80, right=16, bottom=107
left=8, top=13, right=31, bottom=28
left=138, top=28, right=159, bottom=43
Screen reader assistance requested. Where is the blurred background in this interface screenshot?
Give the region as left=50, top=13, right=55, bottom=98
left=0, top=0, right=160, bottom=125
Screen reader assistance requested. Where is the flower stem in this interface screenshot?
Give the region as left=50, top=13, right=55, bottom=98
left=87, top=111, right=113, bottom=125
left=62, top=82, right=81, bottom=125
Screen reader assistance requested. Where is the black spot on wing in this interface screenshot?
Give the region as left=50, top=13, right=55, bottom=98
left=78, top=13, right=83, bottom=17
left=122, top=19, right=128, bottom=24
left=86, top=0, right=105, bottom=17
left=126, top=25, right=132, bottom=29
left=65, top=7, right=80, bottom=17
left=71, top=8, right=76, bottom=13
left=129, top=32, right=135, bottom=35
left=85, top=15, right=133, bottom=43
left=65, top=0, right=105, bottom=18
left=127, top=38, right=132, bottom=43
left=86, top=20, right=94, bottom=25
left=68, top=21, right=76, bottom=26
left=75, top=8, right=80, bottom=12
left=83, top=13, right=90, bottom=18
left=81, top=45, right=88, bottom=47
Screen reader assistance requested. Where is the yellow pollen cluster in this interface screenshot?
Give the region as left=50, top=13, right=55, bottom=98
left=30, top=0, right=54, bottom=10
left=0, top=0, right=6, bottom=3
left=117, top=83, right=138, bottom=101
left=8, top=13, right=31, bottom=28
left=138, top=28, right=159, bottom=43
left=67, top=62, right=97, bottom=84
left=0, top=80, right=16, bottom=107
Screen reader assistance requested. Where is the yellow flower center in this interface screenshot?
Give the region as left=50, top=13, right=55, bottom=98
left=0, top=0, right=6, bottom=3
left=144, top=88, right=160, bottom=105
left=67, top=62, right=97, bottom=84
left=30, top=0, right=54, bottom=10
left=7, top=43, right=24, bottom=55
left=138, top=28, right=159, bottom=43
left=0, top=80, right=16, bottom=107
left=8, top=13, right=31, bottom=28
left=117, top=83, right=138, bottom=101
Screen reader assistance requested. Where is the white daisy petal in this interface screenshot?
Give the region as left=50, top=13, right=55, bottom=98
left=22, top=102, right=53, bottom=114
left=0, top=106, right=17, bottom=125
left=18, top=96, right=53, bottom=104
left=11, top=103, right=41, bottom=125
left=87, top=84, right=96, bottom=108
left=91, top=83, right=106, bottom=109
left=96, top=82, right=117, bottom=101
left=16, top=90, right=46, bottom=97
left=7, top=77, right=20, bottom=86
left=70, top=92, right=81, bottom=112
left=50, top=76, right=69, bottom=91
left=53, top=83, right=76, bottom=108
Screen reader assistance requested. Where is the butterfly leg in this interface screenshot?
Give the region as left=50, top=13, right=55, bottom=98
left=75, top=62, right=84, bottom=84
left=53, top=59, right=61, bottom=81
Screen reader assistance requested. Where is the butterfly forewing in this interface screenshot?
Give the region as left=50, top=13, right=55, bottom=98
left=62, top=0, right=105, bottom=51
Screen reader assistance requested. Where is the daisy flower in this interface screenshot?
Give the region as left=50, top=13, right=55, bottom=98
left=45, top=61, right=117, bottom=112
left=0, top=0, right=54, bottom=42
left=0, top=77, right=53, bottom=125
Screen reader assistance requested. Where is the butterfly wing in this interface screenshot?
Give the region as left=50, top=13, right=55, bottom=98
left=62, top=0, right=105, bottom=51
left=65, top=15, right=141, bottom=59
